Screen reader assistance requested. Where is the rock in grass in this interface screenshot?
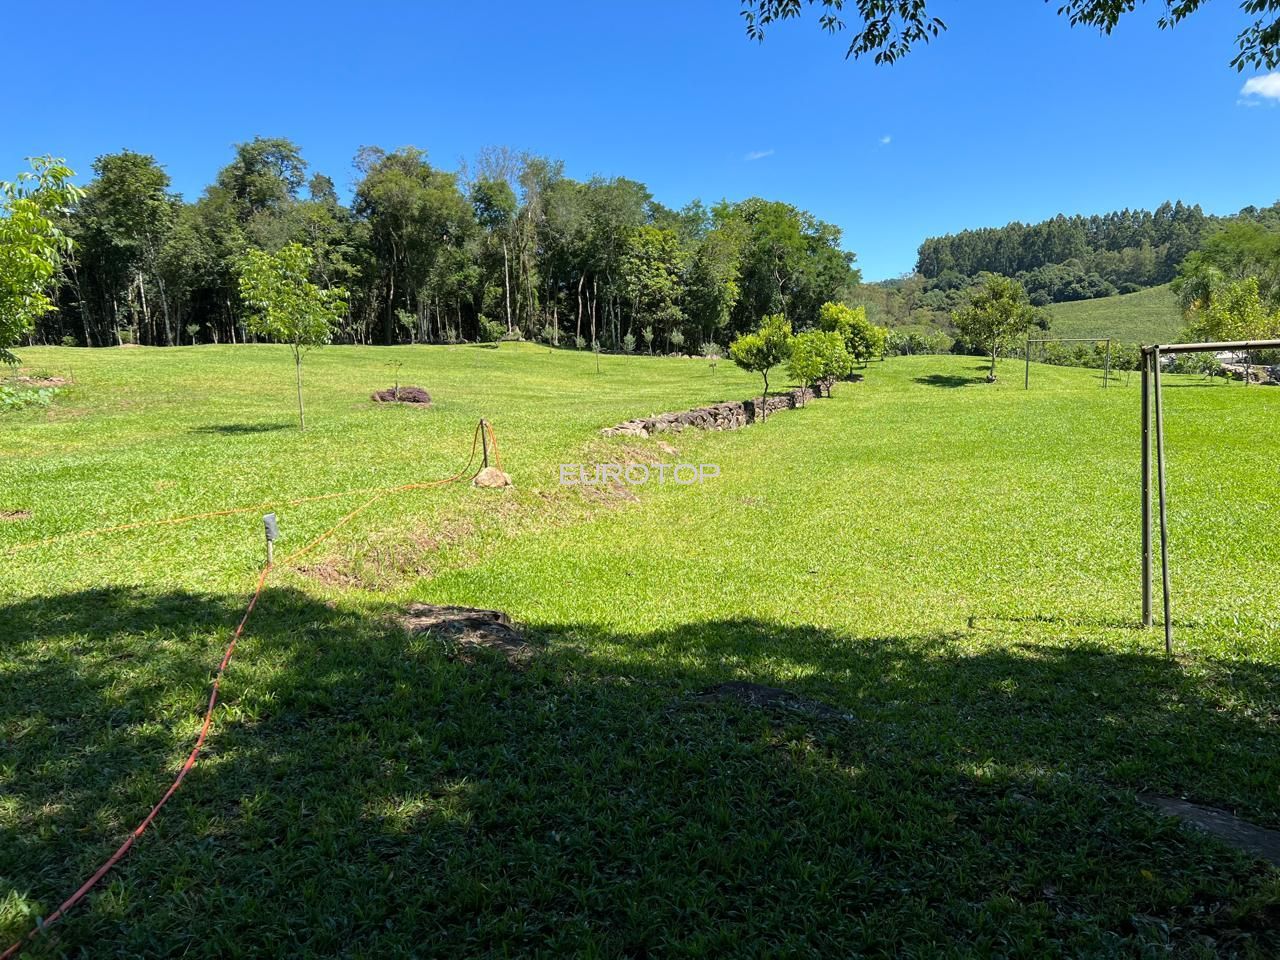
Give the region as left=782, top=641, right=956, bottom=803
left=472, top=466, right=513, bottom=488
left=404, top=604, right=530, bottom=663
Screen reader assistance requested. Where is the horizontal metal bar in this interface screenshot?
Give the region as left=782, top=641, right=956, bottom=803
left=1027, top=338, right=1112, bottom=344
left=1144, top=339, right=1280, bottom=355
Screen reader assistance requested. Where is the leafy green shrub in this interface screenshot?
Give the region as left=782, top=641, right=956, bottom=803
left=478, top=317, right=504, bottom=343
left=670, top=329, right=685, bottom=353
left=0, top=385, right=58, bottom=411
left=574, top=335, right=586, bottom=351
left=788, top=330, right=852, bottom=399
left=60, top=335, right=77, bottom=347
left=622, top=332, right=636, bottom=353
left=117, top=328, right=134, bottom=345
left=818, top=301, right=888, bottom=366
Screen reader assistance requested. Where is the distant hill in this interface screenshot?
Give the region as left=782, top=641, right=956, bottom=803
left=1045, top=284, right=1184, bottom=344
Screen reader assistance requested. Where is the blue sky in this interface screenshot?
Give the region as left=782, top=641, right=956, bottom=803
left=2, top=0, right=1277, bottom=279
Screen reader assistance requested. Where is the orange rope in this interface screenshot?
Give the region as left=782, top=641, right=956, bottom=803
left=3, top=420, right=490, bottom=557
left=0, top=419, right=493, bottom=958
left=484, top=419, right=503, bottom=471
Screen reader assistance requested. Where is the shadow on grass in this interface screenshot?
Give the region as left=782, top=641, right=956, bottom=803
left=190, top=423, right=293, bottom=435
left=913, top=373, right=987, bottom=388
left=2, top=589, right=1278, bottom=956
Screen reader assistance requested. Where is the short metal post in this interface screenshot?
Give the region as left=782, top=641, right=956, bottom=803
left=1141, top=351, right=1152, bottom=627
left=1104, top=339, right=1112, bottom=388
left=1152, top=348, right=1173, bottom=655
left=263, top=513, right=279, bottom=567
left=1024, top=336, right=1031, bottom=390
left=480, top=419, right=489, bottom=469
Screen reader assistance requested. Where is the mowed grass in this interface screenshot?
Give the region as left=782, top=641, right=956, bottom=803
left=1047, top=283, right=1185, bottom=343
left=2, top=345, right=1278, bottom=957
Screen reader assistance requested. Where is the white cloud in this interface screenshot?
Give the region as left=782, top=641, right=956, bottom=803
left=744, top=149, right=775, bottom=161
left=1240, top=72, right=1280, bottom=102
left=879, top=135, right=892, bottom=145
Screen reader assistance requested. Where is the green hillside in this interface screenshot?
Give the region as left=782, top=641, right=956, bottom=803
left=1045, top=283, right=1185, bottom=343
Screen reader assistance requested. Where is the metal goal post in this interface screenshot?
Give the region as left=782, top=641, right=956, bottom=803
left=1025, top=337, right=1114, bottom=389
left=1140, top=338, right=1280, bottom=654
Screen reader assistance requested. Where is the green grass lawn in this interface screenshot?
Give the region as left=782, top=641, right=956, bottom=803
left=1046, top=284, right=1185, bottom=344
left=2, top=344, right=1278, bottom=957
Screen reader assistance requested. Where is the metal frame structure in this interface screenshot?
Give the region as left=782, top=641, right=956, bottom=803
left=1025, top=337, right=1113, bottom=389
left=1139, top=338, right=1280, bottom=654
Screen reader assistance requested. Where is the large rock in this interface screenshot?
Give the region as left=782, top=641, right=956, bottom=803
left=472, top=466, right=513, bottom=488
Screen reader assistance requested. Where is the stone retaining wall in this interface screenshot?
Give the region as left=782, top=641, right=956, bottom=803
left=602, top=383, right=839, bottom=438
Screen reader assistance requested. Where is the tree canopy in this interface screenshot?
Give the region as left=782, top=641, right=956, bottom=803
left=739, top=0, right=1280, bottom=70
left=21, top=141, right=860, bottom=353
left=0, top=157, right=83, bottom=364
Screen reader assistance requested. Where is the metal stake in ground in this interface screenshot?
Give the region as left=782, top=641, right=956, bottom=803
left=263, top=513, right=279, bottom=566
left=1152, top=348, right=1173, bottom=655
left=1141, top=349, right=1152, bottom=627
left=480, top=419, right=490, bottom=469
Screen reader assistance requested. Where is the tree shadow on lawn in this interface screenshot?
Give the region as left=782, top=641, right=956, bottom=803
left=913, top=372, right=989, bottom=388
left=2, top=589, right=1278, bottom=956
left=190, top=422, right=293, bottom=435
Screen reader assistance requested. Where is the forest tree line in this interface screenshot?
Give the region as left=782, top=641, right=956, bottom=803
left=26, top=138, right=860, bottom=352
left=914, top=202, right=1217, bottom=305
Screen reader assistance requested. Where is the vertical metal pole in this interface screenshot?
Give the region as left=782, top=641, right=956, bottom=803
left=1104, top=339, right=1112, bottom=389
left=1025, top=337, right=1031, bottom=390
left=1152, top=348, right=1173, bottom=655
left=1141, top=350, right=1152, bottom=627
left=480, top=418, right=489, bottom=469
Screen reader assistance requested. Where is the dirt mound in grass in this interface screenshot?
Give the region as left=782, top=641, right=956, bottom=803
left=404, top=604, right=531, bottom=664
left=1, top=510, right=32, bottom=522
left=372, top=386, right=432, bottom=405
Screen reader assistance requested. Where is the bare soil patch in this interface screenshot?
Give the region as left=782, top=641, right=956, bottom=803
left=403, top=604, right=532, bottom=664
left=1, top=510, right=32, bottom=522
left=371, top=386, right=432, bottom=405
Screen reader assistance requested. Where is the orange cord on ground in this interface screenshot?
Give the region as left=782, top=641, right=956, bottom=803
left=0, top=420, right=493, bottom=959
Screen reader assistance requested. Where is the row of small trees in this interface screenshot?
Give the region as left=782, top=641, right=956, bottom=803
left=727, top=303, right=888, bottom=404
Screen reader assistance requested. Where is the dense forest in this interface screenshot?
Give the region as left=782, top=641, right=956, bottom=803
left=915, top=203, right=1215, bottom=305
left=854, top=198, right=1280, bottom=355
left=26, top=138, right=860, bottom=352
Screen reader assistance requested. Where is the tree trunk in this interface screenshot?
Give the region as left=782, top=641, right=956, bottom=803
left=294, top=346, right=306, bottom=431
left=990, top=343, right=998, bottom=380
left=502, top=240, right=513, bottom=333
left=576, top=273, right=585, bottom=341
left=384, top=268, right=396, bottom=345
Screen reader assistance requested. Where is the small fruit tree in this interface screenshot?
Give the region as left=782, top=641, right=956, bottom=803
left=787, top=330, right=852, bottom=400
left=238, top=242, right=348, bottom=430
left=729, top=314, right=793, bottom=413
left=952, top=273, right=1037, bottom=382
left=818, top=301, right=887, bottom=367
